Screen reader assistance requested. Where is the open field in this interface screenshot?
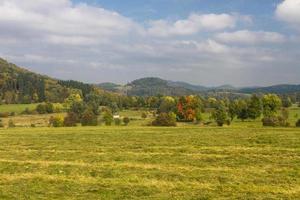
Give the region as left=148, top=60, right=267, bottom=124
left=0, top=126, right=299, bottom=199
left=1, top=104, right=300, bottom=128
left=0, top=104, right=38, bottom=114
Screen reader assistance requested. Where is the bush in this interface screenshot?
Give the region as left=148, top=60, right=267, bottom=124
left=81, top=110, right=98, bottom=126
left=8, top=119, right=15, bottom=128
left=64, top=112, right=78, bottom=127
left=36, top=104, right=47, bottom=114
left=195, top=109, right=203, bottom=124
left=0, top=119, right=4, bottom=128
left=211, top=105, right=229, bottom=127
left=123, top=117, right=130, bottom=126
left=103, top=110, right=113, bottom=126
left=262, top=116, right=289, bottom=127
left=49, top=116, right=64, bottom=127
left=141, top=112, right=147, bottom=119
left=45, top=103, right=54, bottom=113
left=114, top=118, right=122, bottom=126
left=152, top=112, right=176, bottom=127
left=54, top=103, right=64, bottom=113
left=22, top=108, right=33, bottom=115
left=0, top=112, right=9, bottom=118
left=296, top=119, right=300, bottom=127
left=36, top=103, right=54, bottom=114
left=30, top=124, right=36, bottom=128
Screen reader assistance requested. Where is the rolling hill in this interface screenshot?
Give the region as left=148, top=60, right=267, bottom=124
left=1, top=57, right=300, bottom=102
left=0, top=57, right=95, bottom=104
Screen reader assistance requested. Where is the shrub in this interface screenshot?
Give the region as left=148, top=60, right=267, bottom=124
left=36, top=103, right=54, bottom=114
left=36, top=104, right=47, bottom=114
left=141, top=112, right=147, bottom=119
left=54, top=103, right=64, bottom=113
left=296, top=119, right=300, bottom=127
left=195, top=109, right=203, bottom=124
left=103, top=110, right=113, bottom=126
left=211, top=105, right=229, bottom=127
left=30, top=124, right=36, bottom=128
left=114, top=118, right=122, bottom=126
left=64, top=112, right=78, bottom=127
left=0, top=112, right=9, bottom=118
left=81, top=110, right=98, bottom=126
left=22, top=108, right=33, bottom=115
left=45, top=103, right=54, bottom=113
left=49, top=116, right=64, bottom=127
left=152, top=112, right=176, bottom=127
left=262, top=116, right=289, bottom=127
left=0, top=119, right=4, bottom=128
left=8, top=119, right=15, bottom=128
left=123, top=117, right=130, bottom=126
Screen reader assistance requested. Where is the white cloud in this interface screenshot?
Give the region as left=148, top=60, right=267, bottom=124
left=0, top=0, right=298, bottom=86
left=0, top=0, right=141, bottom=45
left=148, top=13, right=237, bottom=37
left=276, top=0, right=300, bottom=30
left=215, top=30, right=286, bottom=44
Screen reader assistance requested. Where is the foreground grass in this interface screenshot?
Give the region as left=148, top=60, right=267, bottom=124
left=0, top=126, right=299, bottom=199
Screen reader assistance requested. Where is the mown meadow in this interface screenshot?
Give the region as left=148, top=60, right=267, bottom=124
left=0, top=104, right=300, bottom=199
left=0, top=126, right=299, bottom=199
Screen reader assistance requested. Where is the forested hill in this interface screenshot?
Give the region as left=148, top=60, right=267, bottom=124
left=98, top=77, right=300, bottom=96
left=239, top=85, right=300, bottom=94
left=126, top=77, right=195, bottom=96
left=1, top=57, right=300, bottom=103
left=0, top=58, right=95, bottom=104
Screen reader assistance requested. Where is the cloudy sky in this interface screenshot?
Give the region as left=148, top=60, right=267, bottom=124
left=0, top=0, right=299, bottom=86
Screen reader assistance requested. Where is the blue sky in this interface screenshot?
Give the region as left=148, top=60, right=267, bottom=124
left=0, top=0, right=299, bottom=86
left=74, top=0, right=282, bottom=29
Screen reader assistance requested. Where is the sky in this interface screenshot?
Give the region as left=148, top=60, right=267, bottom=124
left=0, top=0, right=299, bottom=87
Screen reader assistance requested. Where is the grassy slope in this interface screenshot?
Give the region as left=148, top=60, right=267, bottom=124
left=0, top=104, right=38, bottom=114
left=0, top=126, right=299, bottom=199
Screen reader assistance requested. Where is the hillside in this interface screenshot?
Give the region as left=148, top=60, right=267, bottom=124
left=1, top=57, right=300, bottom=102
left=0, top=58, right=94, bottom=104
left=239, top=84, right=300, bottom=94
left=96, top=82, right=122, bottom=92
left=97, top=77, right=300, bottom=97
left=126, top=77, right=195, bottom=96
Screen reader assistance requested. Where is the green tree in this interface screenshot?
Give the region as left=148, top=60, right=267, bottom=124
left=262, top=94, right=282, bottom=117
left=123, top=117, right=130, bottom=126
left=236, top=100, right=248, bottom=121
left=158, top=96, right=176, bottom=113
left=195, top=109, right=203, bottom=124
left=103, top=110, right=113, bottom=126
left=64, top=112, right=79, bottom=127
left=152, top=112, right=177, bottom=126
left=211, top=105, right=229, bottom=126
left=282, top=96, right=292, bottom=108
left=228, top=100, right=238, bottom=121
left=81, top=109, right=98, bottom=126
left=247, top=95, right=262, bottom=120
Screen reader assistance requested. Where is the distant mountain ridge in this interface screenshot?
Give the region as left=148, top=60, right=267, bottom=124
left=97, top=77, right=300, bottom=96
left=1, top=57, right=299, bottom=101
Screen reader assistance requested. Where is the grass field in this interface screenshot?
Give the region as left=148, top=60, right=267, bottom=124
left=0, top=104, right=38, bottom=114
left=0, top=126, right=299, bottom=199
left=1, top=104, right=300, bottom=128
